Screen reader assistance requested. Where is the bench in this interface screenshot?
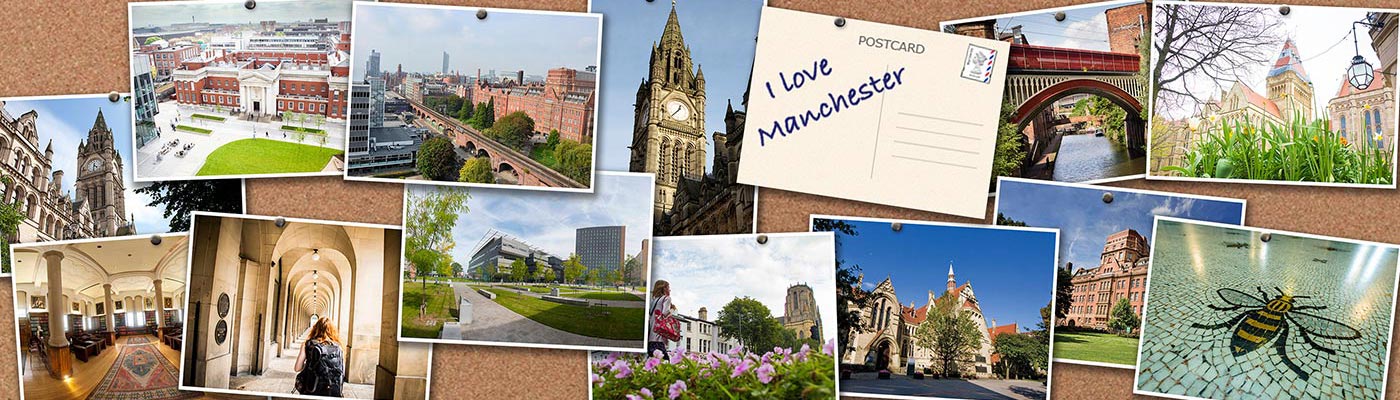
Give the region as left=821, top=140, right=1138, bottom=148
left=476, top=289, right=496, bottom=300
left=541, top=295, right=591, bottom=307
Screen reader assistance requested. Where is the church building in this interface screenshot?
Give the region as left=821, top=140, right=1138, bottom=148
left=844, top=264, right=1000, bottom=378
left=1199, top=39, right=1315, bottom=131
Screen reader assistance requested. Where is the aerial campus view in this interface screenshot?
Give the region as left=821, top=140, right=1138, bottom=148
left=128, top=0, right=351, bottom=180
left=399, top=173, right=653, bottom=350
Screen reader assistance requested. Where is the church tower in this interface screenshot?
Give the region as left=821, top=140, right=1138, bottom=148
left=629, top=0, right=708, bottom=219
left=947, top=262, right=956, bottom=292
left=74, top=108, right=128, bottom=237
left=1266, top=39, right=1315, bottom=121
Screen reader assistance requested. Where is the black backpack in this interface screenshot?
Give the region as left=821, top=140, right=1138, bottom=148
left=295, top=340, right=344, bottom=396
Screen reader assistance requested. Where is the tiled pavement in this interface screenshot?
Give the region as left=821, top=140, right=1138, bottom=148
left=1136, top=220, right=1398, bottom=399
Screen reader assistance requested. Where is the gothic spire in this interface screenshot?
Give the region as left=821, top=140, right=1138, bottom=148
left=661, top=0, right=684, bottom=47
left=92, top=108, right=108, bottom=132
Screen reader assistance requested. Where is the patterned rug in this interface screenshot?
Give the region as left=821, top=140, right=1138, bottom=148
left=125, top=337, right=151, bottom=345
left=87, top=342, right=196, bottom=400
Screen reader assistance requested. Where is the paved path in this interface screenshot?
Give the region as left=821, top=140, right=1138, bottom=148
left=842, top=373, right=1047, bottom=400
left=228, top=333, right=375, bottom=398
left=450, top=283, right=642, bottom=349
left=137, top=101, right=345, bottom=179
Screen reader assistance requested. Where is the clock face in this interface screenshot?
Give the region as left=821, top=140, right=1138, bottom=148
left=86, top=159, right=102, bottom=172
left=666, top=100, right=690, bottom=121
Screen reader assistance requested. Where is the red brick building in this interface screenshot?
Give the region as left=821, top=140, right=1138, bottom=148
left=1061, top=229, right=1150, bottom=330
left=143, top=44, right=200, bottom=79
left=1104, top=3, right=1148, bottom=55
left=171, top=47, right=351, bottom=120
left=471, top=67, right=596, bottom=143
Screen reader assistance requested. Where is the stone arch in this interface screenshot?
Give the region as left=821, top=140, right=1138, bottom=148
left=659, top=137, right=671, bottom=182
left=1011, top=79, right=1146, bottom=156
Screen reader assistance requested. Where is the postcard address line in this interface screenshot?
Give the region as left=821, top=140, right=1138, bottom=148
left=885, top=111, right=984, bottom=169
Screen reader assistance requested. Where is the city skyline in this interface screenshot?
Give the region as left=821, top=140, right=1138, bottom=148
left=421, top=172, right=651, bottom=266
left=825, top=217, right=1058, bottom=331
left=130, top=0, right=352, bottom=29
left=4, top=96, right=173, bottom=234
left=995, top=179, right=1246, bottom=271
left=593, top=0, right=763, bottom=172
left=350, top=4, right=599, bottom=83
left=650, top=233, right=837, bottom=341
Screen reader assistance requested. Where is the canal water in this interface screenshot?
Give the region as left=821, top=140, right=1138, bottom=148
left=1052, top=134, right=1146, bottom=182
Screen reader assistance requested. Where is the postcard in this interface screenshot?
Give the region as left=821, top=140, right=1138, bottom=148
left=398, top=172, right=654, bottom=352
left=178, top=212, right=431, bottom=400
left=589, top=232, right=838, bottom=399
left=736, top=7, right=1010, bottom=218
left=1147, top=2, right=1399, bottom=188
left=941, top=0, right=1152, bottom=193
left=0, top=94, right=244, bottom=276
left=1135, top=217, right=1398, bottom=400
left=993, top=177, right=1246, bottom=369
left=344, top=2, right=602, bottom=193
left=812, top=215, right=1059, bottom=400
left=589, top=0, right=761, bottom=236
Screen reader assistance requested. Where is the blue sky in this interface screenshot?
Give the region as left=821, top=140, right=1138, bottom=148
left=592, top=0, right=763, bottom=172
left=651, top=233, right=836, bottom=341
left=409, top=173, right=652, bottom=265
left=995, top=180, right=1245, bottom=270
left=351, top=4, right=599, bottom=80
left=4, top=96, right=171, bottom=234
left=130, top=0, right=352, bottom=30
left=991, top=3, right=1118, bottom=51
left=822, top=218, right=1058, bottom=331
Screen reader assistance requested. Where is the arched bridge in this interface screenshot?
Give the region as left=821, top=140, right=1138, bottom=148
left=407, top=99, right=584, bottom=188
left=1005, top=43, right=1146, bottom=156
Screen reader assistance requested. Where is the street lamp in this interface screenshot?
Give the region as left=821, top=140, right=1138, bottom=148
left=1348, top=20, right=1385, bottom=90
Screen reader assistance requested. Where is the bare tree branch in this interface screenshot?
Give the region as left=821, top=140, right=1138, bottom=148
left=1152, top=4, right=1285, bottom=117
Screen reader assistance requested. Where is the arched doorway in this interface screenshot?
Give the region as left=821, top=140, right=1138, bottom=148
left=875, top=339, right=893, bottom=371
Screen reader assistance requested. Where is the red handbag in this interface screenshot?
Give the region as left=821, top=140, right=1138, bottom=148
left=651, top=302, right=681, bottom=342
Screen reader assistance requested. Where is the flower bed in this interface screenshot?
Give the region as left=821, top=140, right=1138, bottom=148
left=592, top=340, right=837, bottom=399
left=191, top=113, right=226, bottom=122
left=176, top=125, right=212, bottom=135
left=280, top=125, right=327, bottom=135
left=1163, top=116, right=1393, bottom=184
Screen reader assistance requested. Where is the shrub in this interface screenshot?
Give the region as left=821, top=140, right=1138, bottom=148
left=416, top=137, right=458, bottom=180
left=191, top=113, right=226, bottom=122
left=593, top=340, right=837, bottom=400
left=459, top=157, right=494, bottom=183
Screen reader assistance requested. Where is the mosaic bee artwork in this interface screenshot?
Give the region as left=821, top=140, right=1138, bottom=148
left=1136, top=218, right=1398, bottom=400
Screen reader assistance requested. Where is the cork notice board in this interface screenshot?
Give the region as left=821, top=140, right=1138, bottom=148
left=3, top=0, right=1400, bottom=399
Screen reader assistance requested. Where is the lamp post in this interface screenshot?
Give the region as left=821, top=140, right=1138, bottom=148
left=1349, top=20, right=1385, bottom=90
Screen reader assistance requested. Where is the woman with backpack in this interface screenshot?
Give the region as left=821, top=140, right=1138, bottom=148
left=295, top=317, right=345, bottom=397
left=648, top=280, right=680, bottom=360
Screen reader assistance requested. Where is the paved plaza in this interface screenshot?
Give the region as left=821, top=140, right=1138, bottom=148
left=1137, top=221, right=1398, bottom=399
left=136, top=101, right=346, bottom=179
left=448, top=282, right=643, bottom=349
left=227, top=333, right=374, bottom=398
left=842, top=373, right=1047, bottom=399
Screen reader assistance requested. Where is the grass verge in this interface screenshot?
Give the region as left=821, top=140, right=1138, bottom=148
left=561, top=292, right=643, bottom=301
left=191, top=113, right=226, bottom=122
left=281, top=125, right=327, bottom=135
left=400, top=282, right=457, bottom=339
left=196, top=138, right=343, bottom=176
left=485, top=288, right=643, bottom=340
left=176, top=125, right=212, bottom=134
left=1052, top=330, right=1139, bottom=366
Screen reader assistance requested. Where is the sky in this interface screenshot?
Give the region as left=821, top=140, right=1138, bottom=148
left=992, top=3, right=1117, bottom=52
left=1153, top=4, right=1385, bottom=118
left=413, top=173, right=652, bottom=265
left=129, top=0, right=352, bottom=29
left=822, top=218, right=1058, bottom=332
left=995, top=180, right=1245, bottom=271
left=651, top=233, right=837, bottom=341
left=592, top=0, right=764, bottom=172
left=4, top=96, right=171, bottom=234
left=351, top=4, right=599, bottom=80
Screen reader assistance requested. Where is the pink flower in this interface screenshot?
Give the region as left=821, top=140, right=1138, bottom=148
left=652, top=349, right=664, bottom=359
left=668, top=380, right=687, bottom=399
left=640, top=388, right=653, bottom=398
left=756, top=362, right=776, bottom=384
left=591, top=373, right=604, bottom=387
left=796, top=343, right=812, bottom=361
left=644, top=357, right=662, bottom=372
left=731, top=359, right=753, bottom=378
left=626, top=395, right=642, bottom=400
left=612, top=361, right=632, bottom=379
left=728, top=345, right=744, bottom=356
left=823, top=339, right=835, bottom=356
left=604, top=352, right=619, bottom=364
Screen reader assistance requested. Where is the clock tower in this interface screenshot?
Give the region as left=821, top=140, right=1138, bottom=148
left=74, top=109, right=128, bottom=237
left=629, top=0, right=708, bottom=218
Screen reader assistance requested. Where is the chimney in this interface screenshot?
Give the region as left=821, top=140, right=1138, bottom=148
left=698, top=307, right=708, bottom=321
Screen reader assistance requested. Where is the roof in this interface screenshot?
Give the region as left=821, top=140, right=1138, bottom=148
left=1334, top=70, right=1387, bottom=97
left=989, top=323, right=1019, bottom=338
left=1234, top=82, right=1284, bottom=120
left=901, top=304, right=929, bottom=324
left=1267, top=39, right=1310, bottom=83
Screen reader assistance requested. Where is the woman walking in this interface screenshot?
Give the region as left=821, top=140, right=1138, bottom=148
left=648, top=280, right=680, bottom=360
left=295, top=317, right=345, bottom=397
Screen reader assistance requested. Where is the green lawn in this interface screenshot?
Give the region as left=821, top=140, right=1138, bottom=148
left=191, top=113, right=226, bottom=122
left=561, top=292, right=642, bottom=301
left=1053, top=330, right=1139, bottom=365
left=281, top=125, right=327, bottom=135
left=485, top=288, right=643, bottom=340
left=176, top=125, right=212, bottom=134
left=401, top=283, right=457, bottom=339
left=196, top=139, right=343, bottom=176
left=529, top=145, right=558, bottom=168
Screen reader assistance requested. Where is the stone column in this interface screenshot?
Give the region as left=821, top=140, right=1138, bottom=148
left=43, top=250, right=72, bottom=378
left=154, top=278, right=166, bottom=340
left=104, top=284, right=116, bottom=343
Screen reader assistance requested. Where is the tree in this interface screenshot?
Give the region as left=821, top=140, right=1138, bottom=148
left=1054, top=268, right=1073, bottom=323
left=451, top=262, right=464, bottom=278
left=0, top=177, right=25, bottom=274
left=282, top=111, right=293, bottom=124
left=995, top=212, right=1028, bottom=227
left=914, top=294, right=984, bottom=377
left=813, top=218, right=865, bottom=359
left=509, top=258, right=529, bottom=282
left=408, top=248, right=443, bottom=288
left=488, top=111, right=534, bottom=151
left=468, top=102, right=490, bottom=130
left=404, top=187, right=470, bottom=288
left=562, top=254, right=587, bottom=284
left=458, top=157, right=494, bottom=183
left=416, top=137, right=458, bottom=180
left=546, top=130, right=560, bottom=150
left=992, top=332, right=1048, bottom=380
left=533, top=261, right=553, bottom=283
left=715, top=297, right=787, bottom=352
left=133, top=180, right=244, bottom=232
left=483, top=98, right=496, bottom=128
left=1153, top=4, right=1283, bottom=114
left=992, top=101, right=1028, bottom=187
left=552, top=139, right=593, bottom=186
left=457, top=98, right=473, bottom=122
left=144, top=36, right=164, bottom=45
left=1107, top=297, right=1141, bottom=335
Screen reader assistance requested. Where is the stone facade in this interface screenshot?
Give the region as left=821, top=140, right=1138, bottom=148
left=779, top=283, right=822, bottom=342
left=1328, top=71, right=1394, bottom=152
left=172, top=46, right=352, bottom=120
left=1061, top=229, right=1149, bottom=330
left=843, top=265, right=995, bottom=378
left=1199, top=39, right=1314, bottom=132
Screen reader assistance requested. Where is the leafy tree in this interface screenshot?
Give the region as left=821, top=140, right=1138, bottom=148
left=483, top=97, right=495, bottom=128
left=416, top=137, right=458, bottom=180
left=1107, top=297, right=1140, bottom=335
left=404, top=187, right=470, bottom=287
left=995, top=212, right=1028, bottom=227
left=144, top=36, right=164, bottom=45
left=451, top=262, right=463, bottom=278
left=509, top=258, right=528, bottom=282
left=468, top=102, right=491, bottom=130
left=562, top=254, right=587, bottom=284
left=546, top=130, right=560, bottom=149
left=992, top=331, right=1047, bottom=380
left=813, top=218, right=866, bottom=359
left=133, top=180, right=244, bottom=231
left=716, top=297, right=787, bottom=351
left=0, top=177, right=25, bottom=274
left=533, top=261, right=553, bottom=283
left=914, top=294, right=984, bottom=377
left=1153, top=4, right=1282, bottom=112
left=488, top=111, right=534, bottom=151
left=1054, top=268, right=1073, bottom=323
left=407, top=248, right=443, bottom=288
left=457, top=98, right=473, bottom=122
left=458, top=157, right=494, bottom=183
left=992, top=101, right=1028, bottom=186
left=552, top=139, right=593, bottom=186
